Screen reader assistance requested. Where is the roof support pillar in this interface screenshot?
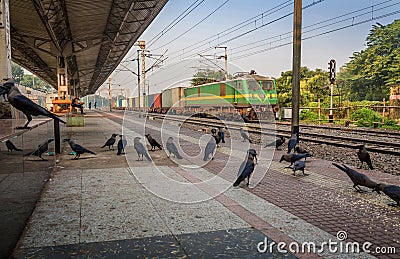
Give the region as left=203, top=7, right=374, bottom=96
left=0, top=0, right=12, bottom=81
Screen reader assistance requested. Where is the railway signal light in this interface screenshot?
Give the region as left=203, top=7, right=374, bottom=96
left=328, top=59, right=336, bottom=85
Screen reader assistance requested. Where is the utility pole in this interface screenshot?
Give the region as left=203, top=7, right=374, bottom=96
left=108, top=77, right=112, bottom=112
left=137, top=49, right=141, bottom=116
left=291, top=0, right=302, bottom=138
left=138, top=40, right=146, bottom=111
left=216, top=46, right=228, bottom=80
left=328, top=59, right=336, bottom=123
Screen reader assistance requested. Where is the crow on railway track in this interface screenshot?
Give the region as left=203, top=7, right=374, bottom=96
left=287, top=133, right=298, bottom=153
left=265, top=136, right=285, bottom=149
left=332, top=163, right=377, bottom=193
left=357, top=144, right=374, bottom=170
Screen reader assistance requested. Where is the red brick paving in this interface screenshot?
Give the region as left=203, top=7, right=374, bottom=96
left=106, top=111, right=400, bottom=258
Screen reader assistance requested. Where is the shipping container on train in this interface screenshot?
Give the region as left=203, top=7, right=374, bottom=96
left=162, top=87, right=185, bottom=110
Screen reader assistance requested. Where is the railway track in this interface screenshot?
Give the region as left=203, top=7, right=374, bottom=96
left=143, top=112, right=400, bottom=156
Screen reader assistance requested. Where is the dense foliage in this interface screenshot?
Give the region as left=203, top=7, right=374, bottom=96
left=336, top=20, right=400, bottom=101
left=11, top=62, right=55, bottom=93
left=190, top=69, right=227, bottom=86
left=277, top=20, right=400, bottom=107
left=276, top=67, right=330, bottom=108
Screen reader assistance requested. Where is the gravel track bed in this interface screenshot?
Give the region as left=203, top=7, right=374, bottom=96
left=179, top=120, right=400, bottom=176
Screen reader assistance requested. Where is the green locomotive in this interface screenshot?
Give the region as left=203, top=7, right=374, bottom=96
left=183, top=72, right=278, bottom=120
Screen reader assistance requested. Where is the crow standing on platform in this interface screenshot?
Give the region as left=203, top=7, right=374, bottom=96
left=101, top=134, right=118, bottom=150
left=117, top=135, right=127, bottom=155
left=357, top=144, right=374, bottom=170
left=203, top=135, right=216, bottom=161
left=287, top=133, right=298, bottom=153
left=265, top=136, right=285, bottom=149
left=64, top=139, right=96, bottom=160
left=5, top=140, right=23, bottom=153
left=332, top=163, right=377, bottom=192
left=1, top=80, right=65, bottom=128
left=24, top=139, right=53, bottom=160
left=292, top=160, right=307, bottom=176
left=166, top=137, right=183, bottom=159
left=145, top=134, right=162, bottom=151
left=279, top=153, right=312, bottom=168
left=134, top=137, right=151, bottom=161
left=233, top=149, right=257, bottom=187
left=373, top=183, right=400, bottom=207
left=240, top=127, right=252, bottom=143
left=218, top=127, right=225, bottom=143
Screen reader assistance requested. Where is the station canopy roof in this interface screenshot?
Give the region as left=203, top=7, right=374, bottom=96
left=10, top=0, right=168, bottom=96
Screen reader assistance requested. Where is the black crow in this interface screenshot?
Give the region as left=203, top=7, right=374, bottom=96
left=166, top=137, right=182, bottom=159
left=294, top=146, right=309, bottom=154
left=145, top=134, right=162, bottom=150
left=265, top=136, right=285, bottom=149
left=357, top=145, right=373, bottom=170
left=218, top=127, right=225, bottom=143
left=203, top=135, right=216, bottom=161
left=373, top=183, right=400, bottom=207
left=134, top=137, right=151, bottom=161
left=211, top=128, right=217, bottom=136
left=101, top=134, right=118, bottom=150
left=332, top=163, right=377, bottom=192
left=240, top=127, right=252, bottom=143
left=213, top=133, right=222, bottom=147
left=5, top=139, right=23, bottom=153
left=233, top=149, right=257, bottom=187
left=292, top=160, right=307, bottom=176
left=287, top=133, right=298, bottom=153
left=24, top=139, right=53, bottom=160
left=117, top=135, right=127, bottom=155
left=64, top=139, right=96, bottom=160
left=2, top=80, right=65, bottom=128
left=279, top=153, right=312, bottom=167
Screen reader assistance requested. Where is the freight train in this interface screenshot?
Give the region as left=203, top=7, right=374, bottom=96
left=127, top=71, right=278, bottom=121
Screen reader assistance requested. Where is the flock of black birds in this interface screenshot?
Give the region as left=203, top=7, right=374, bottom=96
left=262, top=132, right=398, bottom=207
left=1, top=78, right=398, bottom=206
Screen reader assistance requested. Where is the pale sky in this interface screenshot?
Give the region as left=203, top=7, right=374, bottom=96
left=103, top=0, right=400, bottom=97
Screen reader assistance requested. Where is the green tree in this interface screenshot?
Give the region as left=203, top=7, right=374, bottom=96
left=11, top=62, right=24, bottom=84
left=276, top=67, right=329, bottom=107
left=340, top=20, right=400, bottom=101
left=190, top=69, right=226, bottom=86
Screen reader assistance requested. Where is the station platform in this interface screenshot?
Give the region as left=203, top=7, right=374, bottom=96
left=11, top=110, right=399, bottom=258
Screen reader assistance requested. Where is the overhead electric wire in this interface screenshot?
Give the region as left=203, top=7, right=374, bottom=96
left=229, top=0, right=399, bottom=57
left=165, top=0, right=293, bottom=61
left=230, top=6, right=400, bottom=61
left=151, top=0, right=231, bottom=52
left=167, top=0, right=326, bottom=63
left=147, top=0, right=205, bottom=49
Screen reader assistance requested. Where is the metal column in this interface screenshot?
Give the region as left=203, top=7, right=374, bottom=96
left=291, top=0, right=302, bottom=138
